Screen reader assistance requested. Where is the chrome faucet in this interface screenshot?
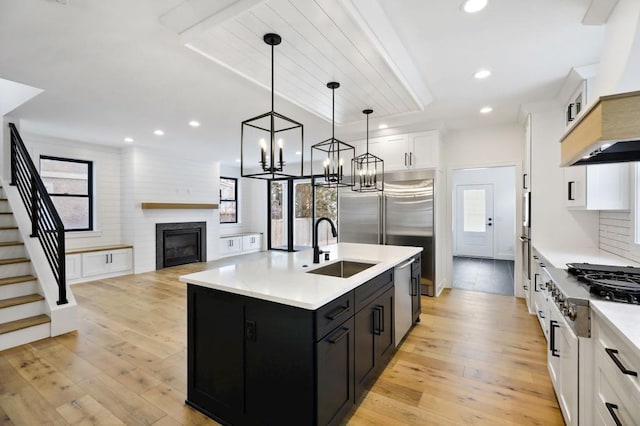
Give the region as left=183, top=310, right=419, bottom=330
left=313, top=217, right=337, bottom=264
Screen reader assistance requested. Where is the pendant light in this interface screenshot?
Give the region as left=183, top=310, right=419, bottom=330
left=311, top=82, right=355, bottom=188
left=352, top=109, right=384, bottom=192
left=241, top=33, right=304, bottom=180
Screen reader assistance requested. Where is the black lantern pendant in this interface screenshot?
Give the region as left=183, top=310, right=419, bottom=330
left=352, top=109, right=384, bottom=192
left=311, top=82, right=355, bottom=188
left=241, top=33, right=304, bottom=180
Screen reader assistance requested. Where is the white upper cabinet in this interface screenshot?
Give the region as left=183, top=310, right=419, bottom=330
left=371, top=131, right=440, bottom=171
left=563, top=163, right=630, bottom=210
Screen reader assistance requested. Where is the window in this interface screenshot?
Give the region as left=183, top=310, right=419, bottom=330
left=40, top=156, right=93, bottom=231
left=220, top=177, right=238, bottom=223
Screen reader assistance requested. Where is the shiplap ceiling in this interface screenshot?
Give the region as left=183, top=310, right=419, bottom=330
left=0, top=0, right=615, bottom=164
left=180, top=0, right=426, bottom=124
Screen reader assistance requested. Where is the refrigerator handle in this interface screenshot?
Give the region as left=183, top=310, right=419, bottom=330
left=381, top=196, right=386, bottom=245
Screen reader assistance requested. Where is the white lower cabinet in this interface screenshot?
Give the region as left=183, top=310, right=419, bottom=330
left=66, top=247, right=133, bottom=284
left=592, top=310, right=640, bottom=426
left=219, top=233, right=262, bottom=258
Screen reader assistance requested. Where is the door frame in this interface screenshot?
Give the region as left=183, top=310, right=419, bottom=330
left=445, top=162, right=522, bottom=298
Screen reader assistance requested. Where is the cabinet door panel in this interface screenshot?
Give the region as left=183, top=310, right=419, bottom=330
left=188, top=287, right=245, bottom=418
left=410, top=132, right=438, bottom=169
left=378, top=135, right=408, bottom=171
left=563, top=166, right=586, bottom=208
left=354, top=304, right=376, bottom=400
left=82, top=252, right=109, bottom=277
left=317, top=317, right=355, bottom=426
left=109, top=249, right=132, bottom=273
left=66, top=254, right=82, bottom=280
left=375, top=287, right=395, bottom=365
left=245, top=300, right=314, bottom=425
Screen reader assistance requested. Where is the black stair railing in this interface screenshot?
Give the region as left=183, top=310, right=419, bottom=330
left=8, top=123, right=67, bottom=305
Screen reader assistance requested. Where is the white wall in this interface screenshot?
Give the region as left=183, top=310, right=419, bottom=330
left=529, top=107, right=599, bottom=250
left=592, top=0, right=640, bottom=97
left=121, top=147, right=220, bottom=273
left=443, top=124, right=524, bottom=292
left=452, top=166, right=516, bottom=261
left=219, top=165, right=268, bottom=241
left=22, top=133, right=122, bottom=250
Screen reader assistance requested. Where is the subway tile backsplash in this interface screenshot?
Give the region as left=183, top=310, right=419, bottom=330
left=599, top=211, right=640, bottom=262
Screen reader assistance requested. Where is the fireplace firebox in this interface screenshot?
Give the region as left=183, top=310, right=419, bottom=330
left=156, top=222, right=206, bottom=269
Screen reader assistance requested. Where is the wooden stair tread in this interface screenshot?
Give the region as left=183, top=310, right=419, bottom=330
left=0, top=241, right=23, bottom=247
left=0, top=314, right=50, bottom=335
left=0, top=227, right=18, bottom=230
left=0, top=258, right=29, bottom=265
left=0, top=275, right=37, bottom=286
left=0, top=212, right=13, bottom=215
left=0, top=293, right=44, bottom=309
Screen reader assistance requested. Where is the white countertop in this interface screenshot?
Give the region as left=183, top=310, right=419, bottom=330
left=179, top=243, right=422, bottom=310
left=533, top=245, right=640, bottom=269
left=591, top=300, right=640, bottom=354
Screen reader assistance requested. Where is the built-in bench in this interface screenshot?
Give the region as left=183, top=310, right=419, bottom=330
left=66, top=244, right=133, bottom=284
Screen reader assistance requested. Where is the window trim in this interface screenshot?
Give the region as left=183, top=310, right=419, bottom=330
left=40, top=155, right=94, bottom=232
left=220, top=176, right=238, bottom=224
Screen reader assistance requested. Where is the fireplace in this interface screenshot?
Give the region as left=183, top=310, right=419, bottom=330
left=156, top=222, right=206, bottom=269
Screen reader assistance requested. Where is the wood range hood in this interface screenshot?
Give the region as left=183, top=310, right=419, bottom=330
left=560, top=90, right=640, bottom=166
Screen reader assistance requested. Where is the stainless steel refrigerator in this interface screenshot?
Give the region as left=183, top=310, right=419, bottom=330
left=338, top=170, right=435, bottom=296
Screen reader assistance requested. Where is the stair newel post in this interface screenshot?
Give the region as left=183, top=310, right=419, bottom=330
left=30, top=174, right=38, bottom=238
left=57, top=236, right=67, bottom=305
left=10, top=135, right=16, bottom=186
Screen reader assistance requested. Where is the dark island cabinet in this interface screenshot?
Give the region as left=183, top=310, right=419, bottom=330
left=186, top=267, right=397, bottom=425
left=354, top=285, right=395, bottom=400
left=411, top=255, right=422, bottom=324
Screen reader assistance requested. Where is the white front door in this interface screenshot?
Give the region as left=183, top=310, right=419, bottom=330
left=455, top=184, right=494, bottom=258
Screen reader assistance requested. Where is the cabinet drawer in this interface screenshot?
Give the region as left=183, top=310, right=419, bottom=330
left=315, top=291, right=355, bottom=341
left=355, top=269, right=394, bottom=312
left=594, top=312, right=640, bottom=397
left=594, top=361, right=640, bottom=425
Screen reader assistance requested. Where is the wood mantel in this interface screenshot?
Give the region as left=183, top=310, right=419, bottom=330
left=141, top=202, right=219, bottom=210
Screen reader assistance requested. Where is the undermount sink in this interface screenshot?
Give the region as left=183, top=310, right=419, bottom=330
left=306, top=260, right=376, bottom=278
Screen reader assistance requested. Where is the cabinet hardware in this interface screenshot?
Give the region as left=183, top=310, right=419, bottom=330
left=376, top=305, right=385, bottom=332
left=605, top=348, right=638, bottom=376
left=605, top=402, right=622, bottom=426
left=409, top=152, right=413, bottom=166
left=404, top=153, right=408, bottom=166
left=105, top=254, right=109, bottom=263
left=327, top=326, right=350, bottom=344
left=245, top=320, right=257, bottom=342
left=568, top=181, right=575, bottom=201
left=538, top=310, right=545, bottom=319
left=523, top=285, right=528, bottom=290
left=534, top=273, right=540, bottom=292
left=372, top=307, right=382, bottom=335
left=550, top=320, right=560, bottom=357
left=523, top=173, right=528, bottom=190
left=325, top=304, right=349, bottom=321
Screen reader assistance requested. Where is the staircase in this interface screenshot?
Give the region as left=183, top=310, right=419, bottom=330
left=0, top=188, right=50, bottom=352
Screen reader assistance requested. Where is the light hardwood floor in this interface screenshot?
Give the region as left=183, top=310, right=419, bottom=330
left=0, top=259, right=563, bottom=425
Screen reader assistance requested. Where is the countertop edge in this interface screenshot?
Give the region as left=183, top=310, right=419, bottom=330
left=590, top=300, right=640, bottom=355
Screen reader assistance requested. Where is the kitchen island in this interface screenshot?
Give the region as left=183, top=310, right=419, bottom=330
left=179, top=243, right=422, bottom=426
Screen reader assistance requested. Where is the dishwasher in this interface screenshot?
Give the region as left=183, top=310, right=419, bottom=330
left=394, top=258, right=414, bottom=347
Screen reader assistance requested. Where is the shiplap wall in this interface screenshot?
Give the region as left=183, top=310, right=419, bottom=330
left=599, top=211, right=639, bottom=261
left=23, top=133, right=122, bottom=250
left=122, top=147, right=220, bottom=273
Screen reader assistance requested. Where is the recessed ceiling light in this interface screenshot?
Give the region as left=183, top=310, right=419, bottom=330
left=474, top=69, right=491, bottom=79
left=378, top=124, right=388, bottom=129
left=124, top=137, right=134, bottom=143
left=189, top=120, right=200, bottom=127
left=480, top=106, right=493, bottom=114
left=462, top=0, right=488, bottom=13
left=154, top=129, right=164, bottom=136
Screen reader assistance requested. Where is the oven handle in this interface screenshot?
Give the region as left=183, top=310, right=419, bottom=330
left=550, top=320, right=560, bottom=357
left=605, top=348, right=638, bottom=377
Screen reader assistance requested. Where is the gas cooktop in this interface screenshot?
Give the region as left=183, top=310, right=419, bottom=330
left=567, top=262, right=640, bottom=304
